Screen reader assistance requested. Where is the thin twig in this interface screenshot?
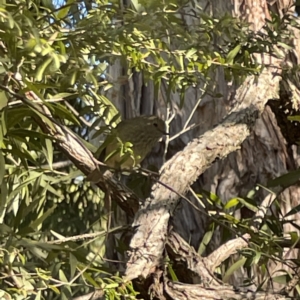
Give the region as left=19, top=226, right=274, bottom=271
left=163, top=108, right=175, bottom=163
left=47, top=226, right=126, bottom=244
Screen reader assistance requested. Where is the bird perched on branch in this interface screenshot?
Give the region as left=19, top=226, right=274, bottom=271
left=101, top=115, right=167, bottom=170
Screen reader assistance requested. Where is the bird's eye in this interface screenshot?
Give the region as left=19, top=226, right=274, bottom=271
left=153, top=122, right=158, bottom=127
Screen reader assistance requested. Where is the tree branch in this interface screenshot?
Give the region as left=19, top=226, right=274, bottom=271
left=164, top=279, right=287, bottom=300
left=125, top=69, right=280, bottom=280
left=0, top=84, right=140, bottom=216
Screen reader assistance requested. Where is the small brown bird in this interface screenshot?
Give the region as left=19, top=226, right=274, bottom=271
left=102, top=115, right=167, bottom=170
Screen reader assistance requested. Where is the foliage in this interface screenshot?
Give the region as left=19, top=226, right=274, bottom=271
left=194, top=185, right=300, bottom=292
left=0, top=0, right=296, bottom=298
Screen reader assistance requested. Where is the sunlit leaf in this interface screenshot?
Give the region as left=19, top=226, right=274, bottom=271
left=223, top=257, right=246, bottom=283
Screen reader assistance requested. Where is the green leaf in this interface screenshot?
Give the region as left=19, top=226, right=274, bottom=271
left=0, top=290, right=11, bottom=300
left=36, top=57, right=53, bottom=81
left=29, top=204, right=57, bottom=230
left=226, top=44, right=241, bottom=64
left=83, top=271, right=99, bottom=287
left=224, top=197, right=239, bottom=210
left=167, top=263, right=178, bottom=281
left=267, top=169, right=300, bottom=188
left=131, top=0, right=144, bottom=12
left=284, top=205, right=300, bottom=218
left=51, top=102, right=81, bottom=125
left=287, top=115, right=300, bottom=122
left=44, top=138, right=53, bottom=169
left=198, top=222, right=215, bottom=255
left=14, top=195, right=45, bottom=230
left=7, top=171, right=43, bottom=204
left=57, top=0, right=73, bottom=20
left=0, top=91, right=8, bottom=110
left=69, top=253, right=77, bottom=280
left=237, top=197, right=258, bottom=212
left=223, top=257, right=246, bottom=283
left=34, top=290, right=42, bottom=300
left=185, top=48, right=197, bottom=59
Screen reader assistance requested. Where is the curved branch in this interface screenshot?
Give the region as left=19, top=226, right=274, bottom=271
left=0, top=84, right=140, bottom=217
left=125, top=69, right=280, bottom=280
